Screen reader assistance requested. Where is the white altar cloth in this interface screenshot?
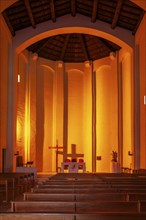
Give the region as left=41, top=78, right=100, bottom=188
left=16, top=167, right=37, bottom=179
left=61, top=162, right=86, bottom=173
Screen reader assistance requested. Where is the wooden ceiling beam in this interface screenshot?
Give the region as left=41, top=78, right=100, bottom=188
left=71, top=0, right=76, bottom=17
left=91, top=0, right=99, bottom=22
left=98, top=38, right=114, bottom=52
left=35, top=39, right=51, bottom=53
left=50, top=0, right=56, bottom=22
left=111, top=0, right=124, bottom=29
left=132, top=10, right=145, bottom=35
left=60, top=34, right=70, bottom=60
left=24, top=0, right=36, bottom=28
left=2, top=11, right=15, bottom=36
left=79, top=34, right=90, bottom=61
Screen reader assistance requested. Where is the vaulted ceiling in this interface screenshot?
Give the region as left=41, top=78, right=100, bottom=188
left=2, top=0, right=145, bottom=62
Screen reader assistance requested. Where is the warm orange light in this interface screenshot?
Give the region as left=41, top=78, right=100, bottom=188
left=16, top=117, right=21, bottom=141
left=122, top=53, right=133, bottom=169
left=68, top=69, right=84, bottom=159
left=96, top=64, right=118, bottom=173
left=18, top=74, right=20, bottom=83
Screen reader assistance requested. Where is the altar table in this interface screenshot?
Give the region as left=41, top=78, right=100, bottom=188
left=61, top=162, right=86, bottom=173
left=16, top=167, right=37, bottom=180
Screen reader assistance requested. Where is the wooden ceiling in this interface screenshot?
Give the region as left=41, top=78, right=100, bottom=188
left=2, top=0, right=145, bottom=62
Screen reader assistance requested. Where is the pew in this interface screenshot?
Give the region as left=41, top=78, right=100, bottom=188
left=139, top=201, right=146, bottom=212
left=36, top=183, right=111, bottom=188
left=0, top=172, right=35, bottom=191
left=76, top=213, right=146, bottom=220
left=103, top=179, right=146, bottom=185
left=76, top=201, right=139, bottom=213
left=0, top=213, right=74, bottom=220
left=11, top=201, right=75, bottom=213
left=118, top=188, right=146, bottom=193
left=23, top=192, right=128, bottom=202
left=11, top=200, right=140, bottom=213
left=128, top=193, right=146, bottom=201
left=0, top=172, right=34, bottom=202
left=31, top=187, right=117, bottom=193
left=43, top=179, right=104, bottom=184
left=0, top=178, right=15, bottom=202
left=1, top=213, right=146, bottom=220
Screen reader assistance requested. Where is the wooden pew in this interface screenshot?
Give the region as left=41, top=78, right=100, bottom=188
left=0, top=177, right=15, bottom=202
left=43, top=179, right=104, bottom=185
left=110, top=184, right=146, bottom=192
left=0, top=173, right=34, bottom=202
left=11, top=200, right=139, bottom=213
left=139, top=201, right=146, bottom=212
left=76, top=201, right=139, bottom=213
left=11, top=201, right=75, bottom=213
left=36, top=183, right=111, bottom=189
left=76, top=213, right=146, bottom=220
left=0, top=213, right=74, bottom=220
left=103, top=179, right=146, bottom=185
left=128, top=193, right=146, bottom=201
left=31, top=187, right=117, bottom=193
left=24, top=192, right=75, bottom=201
left=0, top=172, right=35, bottom=191
left=118, top=188, right=146, bottom=193
left=0, top=213, right=146, bottom=220
left=23, top=192, right=128, bottom=202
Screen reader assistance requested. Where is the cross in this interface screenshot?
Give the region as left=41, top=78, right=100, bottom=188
left=67, top=144, right=84, bottom=161
left=48, top=140, right=63, bottom=172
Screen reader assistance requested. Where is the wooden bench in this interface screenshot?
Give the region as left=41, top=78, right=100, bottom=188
left=0, top=177, right=15, bottom=202
left=76, top=213, right=146, bottom=220
left=101, top=178, right=146, bottom=182
left=1, top=213, right=146, bottom=220
left=43, top=179, right=104, bottom=184
left=0, top=172, right=35, bottom=191
left=31, top=187, right=117, bottom=193
left=11, top=201, right=75, bottom=213
left=11, top=200, right=140, bottom=213
left=0, top=213, right=74, bottom=220
left=128, top=193, right=146, bottom=201
left=118, top=188, right=146, bottom=193
left=23, top=192, right=128, bottom=202
left=110, top=184, right=146, bottom=191
left=36, top=183, right=111, bottom=189
left=76, top=201, right=139, bottom=213
left=0, top=173, right=35, bottom=202
left=139, top=201, right=146, bottom=212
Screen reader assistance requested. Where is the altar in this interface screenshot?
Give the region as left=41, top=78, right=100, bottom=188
left=16, top=167, right=37, bottom=180
left=61, top=162, right=86, bottom=173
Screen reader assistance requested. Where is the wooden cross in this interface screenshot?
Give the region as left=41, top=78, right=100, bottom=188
left=48, top=140, right=63, bottom=172
left=67, top=144, right=84, bottom=161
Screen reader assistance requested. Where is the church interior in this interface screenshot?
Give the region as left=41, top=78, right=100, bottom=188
left=0, top=0, right=146, bottom=218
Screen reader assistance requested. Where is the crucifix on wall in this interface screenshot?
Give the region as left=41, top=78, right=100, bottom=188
left=67, top=144, right=84, bottom=161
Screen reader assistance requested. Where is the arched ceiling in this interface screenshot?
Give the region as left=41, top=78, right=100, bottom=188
left=2, top=0, right=145, bottom=62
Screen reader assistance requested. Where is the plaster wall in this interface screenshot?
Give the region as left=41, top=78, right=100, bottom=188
left=95, top=57, right=118, bottom=172
left=0, top=16, right=12, bottom=171
left=136, top=14, right=146, bottom=168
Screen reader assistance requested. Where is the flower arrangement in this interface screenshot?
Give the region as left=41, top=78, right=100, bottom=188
left=111, top=151, right=118, bottom=162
